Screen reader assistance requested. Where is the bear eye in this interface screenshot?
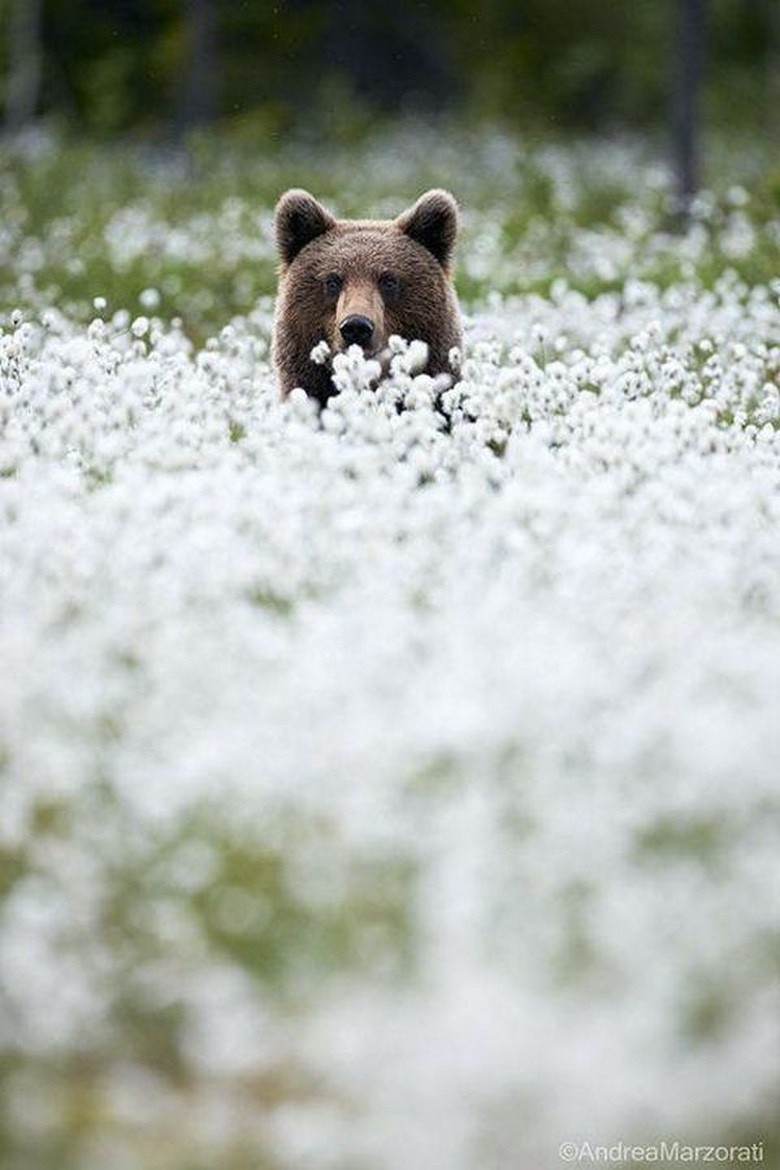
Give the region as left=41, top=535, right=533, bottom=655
left=378, top=271, right=401, bottom=299
left=323, top=273, right=343, bottom=298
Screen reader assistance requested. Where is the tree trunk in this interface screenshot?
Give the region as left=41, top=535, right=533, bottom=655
left=5, top=0, right=43, bottom=131
left=672, top=0, right=707, bottom=216
left=768, top=0, right=780, bottom=143
left=177, top=0, right=219, bottom=135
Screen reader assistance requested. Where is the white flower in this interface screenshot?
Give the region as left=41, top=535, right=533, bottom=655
left=310, top=339, right=331, bottom=365
left=139, top=287, right=161, bottom=311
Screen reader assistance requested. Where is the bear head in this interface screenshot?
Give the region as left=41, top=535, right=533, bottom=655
left=272, top=189, right=462, bottom=405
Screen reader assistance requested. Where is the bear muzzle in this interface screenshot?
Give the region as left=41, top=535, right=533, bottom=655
left=339, top=314, right=376, bottom=349
left=335, top=280, right=385, bottom=355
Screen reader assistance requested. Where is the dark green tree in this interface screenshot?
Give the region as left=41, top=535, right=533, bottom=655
left=4, top=0, right=43, bottom=129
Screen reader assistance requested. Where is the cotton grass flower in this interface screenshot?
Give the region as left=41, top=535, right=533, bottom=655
left=0, top=135, right=779, bottom=1170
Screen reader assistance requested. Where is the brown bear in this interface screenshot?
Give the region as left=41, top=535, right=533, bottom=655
left=272, top=188, right=462, bottom=405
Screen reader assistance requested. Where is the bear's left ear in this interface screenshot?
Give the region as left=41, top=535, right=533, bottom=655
left=396, top=189, right=459, bottom=268
left=275, top=189, right=336, bottom=265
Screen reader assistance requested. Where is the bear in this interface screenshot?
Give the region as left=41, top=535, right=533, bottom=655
left=272, top=188, right=462, bottom=405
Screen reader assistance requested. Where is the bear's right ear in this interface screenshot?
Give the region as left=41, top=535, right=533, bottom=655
left=275, top=189, right=335, bottom=265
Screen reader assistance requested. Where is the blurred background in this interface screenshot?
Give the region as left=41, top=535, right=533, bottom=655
left=1, top=3, right=778, bottom=355
left=2, top=0, right=778, bottom=146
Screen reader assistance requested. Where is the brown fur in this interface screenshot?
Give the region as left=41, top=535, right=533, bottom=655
left=272, top=189, right=462, bottom=405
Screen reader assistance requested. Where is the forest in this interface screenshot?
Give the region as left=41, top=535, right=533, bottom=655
left=2, top=0, right=778, bottom=139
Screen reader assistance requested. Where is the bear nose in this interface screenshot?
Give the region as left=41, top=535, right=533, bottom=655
left=339, top=315, right=375, bottom=348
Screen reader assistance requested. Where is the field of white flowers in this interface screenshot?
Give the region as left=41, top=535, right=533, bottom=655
left=1, top=126, right=779, bottom=1170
